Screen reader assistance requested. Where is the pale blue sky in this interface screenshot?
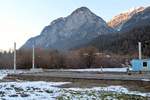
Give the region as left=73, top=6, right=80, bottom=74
left=0, top=0, right=149, bottom=50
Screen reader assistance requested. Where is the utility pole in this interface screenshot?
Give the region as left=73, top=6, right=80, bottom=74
left=14, top=42, right=16, bottom=72
left=138, top=42, right=142, bottom=60
left=30, top=44, right=43, bottom=73
left=32, top=45, right=35, bottom=69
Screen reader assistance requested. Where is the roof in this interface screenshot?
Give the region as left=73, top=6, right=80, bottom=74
left=131, top=59, right=150, bottom=62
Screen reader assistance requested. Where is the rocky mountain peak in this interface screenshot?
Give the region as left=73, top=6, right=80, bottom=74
left=120, top=6, right=150, bottom=32
left=71, top=7, right=91, bottom=15
left=123, top=6, right=145, bottom=14
left=22, top=7, right=114, bottom=51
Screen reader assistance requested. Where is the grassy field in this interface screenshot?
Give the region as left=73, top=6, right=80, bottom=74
left=56, top=91, right=148, bottom=100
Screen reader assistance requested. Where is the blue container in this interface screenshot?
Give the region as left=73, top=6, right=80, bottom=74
left=131, top=59, right=150, bottom=71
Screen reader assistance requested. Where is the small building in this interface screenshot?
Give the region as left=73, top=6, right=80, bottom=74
left=131, top=59, right=150, bottom=71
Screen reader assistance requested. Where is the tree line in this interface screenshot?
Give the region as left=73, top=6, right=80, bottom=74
left=0, top=46, right=128, bottom=69
left=89, top=25, right=150, bottom=57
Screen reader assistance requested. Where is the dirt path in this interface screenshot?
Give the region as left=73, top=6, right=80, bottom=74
left=13, top=71, right=150, bottom=81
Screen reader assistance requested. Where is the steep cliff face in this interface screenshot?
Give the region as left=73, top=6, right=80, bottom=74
left=22, top=7, right=114, bottom=50
left=108, top=7, right=145, bottom=31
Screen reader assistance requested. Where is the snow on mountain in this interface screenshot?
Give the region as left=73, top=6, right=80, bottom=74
left=108, top=7, right=145, bottom=31
left=120, top=6, right=150, bottom=32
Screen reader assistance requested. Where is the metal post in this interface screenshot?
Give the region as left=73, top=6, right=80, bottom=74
left=101, top=66, right=103, bottom=72
left=138, top=42, right=142, bottom=59
left=14, top=42, right=16, bottom=71
left=32, top=45, right=35, bottom=69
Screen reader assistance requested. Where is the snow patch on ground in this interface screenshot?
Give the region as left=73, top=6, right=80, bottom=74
left=0, top=81, right=149, bottom=100
left=69, top=86, right=150, bottom=97
left=141, top=79, right=150, bottom=82
left=60, top=67, right=128, bottom=72
left=0, top=72, right=7, bottom=80
left=0, top=81, right=70, bottom=100
left=0, top=70, right=29, bottom=80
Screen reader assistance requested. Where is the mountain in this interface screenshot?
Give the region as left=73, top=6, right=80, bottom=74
left=22, top=6, right=150, bottom=55
left=22, top=7, right=114, bottom=51
left=108, top=7, right=145, bottom=31
left=88, top=6, right=150, bottom=56
left=120, top=7, right=150, bottom=32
